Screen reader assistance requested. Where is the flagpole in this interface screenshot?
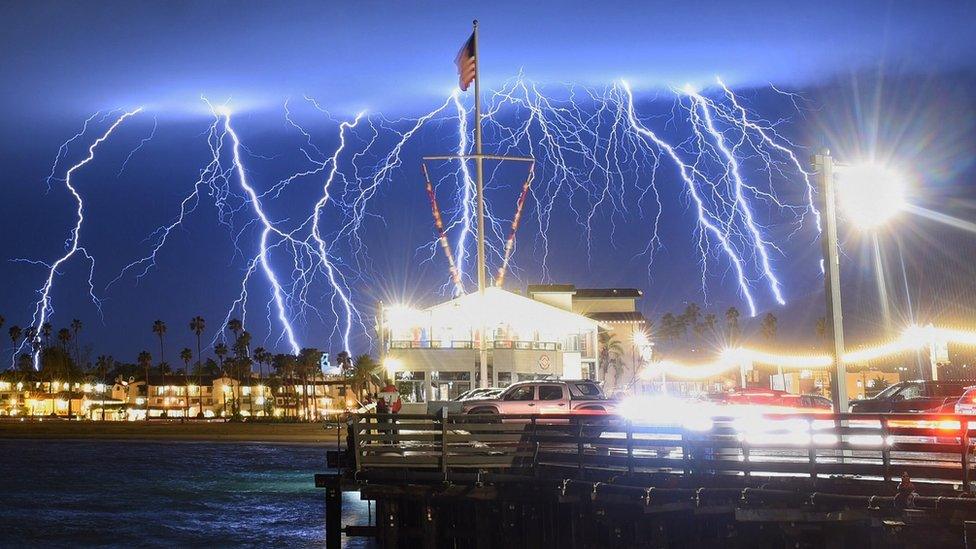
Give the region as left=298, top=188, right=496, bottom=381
left=472, top=19, right=489, bottom=389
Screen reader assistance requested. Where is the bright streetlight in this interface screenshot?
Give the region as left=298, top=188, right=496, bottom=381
left=835, top=162, right=908, bottom=229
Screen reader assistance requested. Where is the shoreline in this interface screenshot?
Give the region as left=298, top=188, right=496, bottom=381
left=0, top=421, right=344, bottom=444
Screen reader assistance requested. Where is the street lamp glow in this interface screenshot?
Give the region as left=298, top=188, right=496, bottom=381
left=836, top=162, right=907, bottom=229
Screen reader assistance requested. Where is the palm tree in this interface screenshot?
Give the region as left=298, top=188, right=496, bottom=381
left=189, top=315, right=205, bottom=375
left=702, top=314, right=717, bottom=337
left=180, top=348, right=192, bottom=418
left=761, top=313, right=778, bottom=341
left=41, top=322, right=52, bottom=348
left=660, top=313, right=677, bottom=345
left=272, top=353, right=299, bottom=418
left=0, top=315, right=4, bottom=335
left=598, top=331, right=624, bottom=383
left=233, top=332, right=252, bottom=416
left=95, top=355, right=112, bottom=421
left=70, top=318, right=82, bottom=366
left=253, top=347, right=269, bottom=379
left=137, top=350, right=152, bottom=421
left=351, top=354, right=382, bottom=398
left=761, top=312, right=781, bottom=382
left=152, top=320, right=167, bottom=365
left=683, top=303, right=701, bottom=334
left=298, top=348, right=323, bottom=420
left=227, top=318, right=242, bottom=339
left=816, top=317, right=827, bottom=345
left=214, top=343, right=228, bottom=369
left=57, top=328, right=72, bottom=353
left=9, top=325, right=21, bottom=350
left=725, top=307, right=741, bottom=345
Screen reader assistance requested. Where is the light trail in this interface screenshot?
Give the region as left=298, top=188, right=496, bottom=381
left=23, top=108, right=142, bottom=369
left=642, top=324, right=974, bottom=381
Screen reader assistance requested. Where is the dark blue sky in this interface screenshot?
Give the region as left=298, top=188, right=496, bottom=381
left=2, top=1, right=975, bottom=364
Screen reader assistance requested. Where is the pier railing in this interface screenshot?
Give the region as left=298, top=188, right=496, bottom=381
left=347, top=412, right=975, bottom=487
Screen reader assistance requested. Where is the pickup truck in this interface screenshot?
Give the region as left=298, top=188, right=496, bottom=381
left=461, top=380, right=615, bottom=415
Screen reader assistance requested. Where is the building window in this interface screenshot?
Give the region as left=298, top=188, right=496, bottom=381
left=394, top=372, right=426, bottom=403
left=431, top=371, right=471, bottom=401
left=497, top=372, right=513, bottom=387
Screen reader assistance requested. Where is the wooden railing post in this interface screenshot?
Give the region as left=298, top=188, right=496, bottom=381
left=577, top=418, right=585, bottom=475
left=351, top=415, right=362, bottom=473
left=441, top=408, right=449, bottom=478
left=808, top=418, right=817, bottom=479
left=880, top=417, right=891, bottom=483
left=626, top=419, right=634, bottom=475
left=963, top=418, right=971, bottom=493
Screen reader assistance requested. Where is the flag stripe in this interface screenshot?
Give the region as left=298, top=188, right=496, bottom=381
left=455, top=32, right=476, bottom=91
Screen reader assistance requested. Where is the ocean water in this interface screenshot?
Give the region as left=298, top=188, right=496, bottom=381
left=0, top=439, right=372, bottom=548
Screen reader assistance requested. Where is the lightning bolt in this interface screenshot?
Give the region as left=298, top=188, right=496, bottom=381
left=219, top=107, right=302, bottom=355
left=23, top=108, right=142, bottom=368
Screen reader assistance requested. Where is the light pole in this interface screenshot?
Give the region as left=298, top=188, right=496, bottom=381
left=813, top=151, right=848, bottom=413
left=814, top=151, right=911, bottom=412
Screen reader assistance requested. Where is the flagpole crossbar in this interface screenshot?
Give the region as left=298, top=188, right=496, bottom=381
left=422, top=154, right=535, bottom=163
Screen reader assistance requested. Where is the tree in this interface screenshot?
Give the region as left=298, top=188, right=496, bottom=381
left=138, top=350, right=152, bottom=421
left=9, top=325, right=21, bottom=349
left=683, top=303, right=701, bottom=332
left=816, top=317, right=827, bottom=344
left=702, top=314, right=717, bottom=337
left=180, top=348, right=192, bottom=418
left=227, top=318, right=242, bottom=339
left=233, top=332, right=253, bottom=416
left=214, top=343, right=228, bottom=368
left=57, top=328, right=72, bottom=352
left=41, top=322, right=52, bottom=348
left=70, top=318, right=82, bottom=366
left=298, top=348, right=323, bottom=420
left=180, top=348, right=193, bottom=373
left=598, top=331, right=624, bottom=383
left=189, top=316, right=205, bottom=379
left=95, top=355, right=113, bottom=421
left=272, top=353, right=299, bottom=418
left=253, top=347, right=270, bottom=379
left=660, top=313, right=677, bottom=345
left=725, top=307, right=741, bottom=344
left=152, top=320, right=167, bottom=365
left=761, top=313, right=778, bottom=342
left=761, top=312, right=781, bottom=383
left=351, top=354, right=382, bottom=398
left=0, top=315, right=4, bottom=332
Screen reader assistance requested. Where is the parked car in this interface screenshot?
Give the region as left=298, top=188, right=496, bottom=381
left=954, top=386, right=976, bottom=415
left=461, top=380, right=614, bottom=415
left=849, top=380, right=971, bottom=413
left=717, top=389, right=832, bottom=412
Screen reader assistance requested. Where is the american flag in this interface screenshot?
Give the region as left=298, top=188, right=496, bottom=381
left=454, top=32, right=476, bottom=91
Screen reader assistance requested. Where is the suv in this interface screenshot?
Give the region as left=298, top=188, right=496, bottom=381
left=461, top=380, right=614, bottom=415
left=849, top=380, right=970, bottom=413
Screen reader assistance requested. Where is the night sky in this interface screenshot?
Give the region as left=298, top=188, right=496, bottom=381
left=2, top=1, right=975, bottom=365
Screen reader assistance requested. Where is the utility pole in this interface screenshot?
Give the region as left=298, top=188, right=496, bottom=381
left=814, top=151, right=849, bottom=412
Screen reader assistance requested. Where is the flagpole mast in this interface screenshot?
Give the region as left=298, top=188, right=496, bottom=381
left=472, top=19, right=490, bottom=389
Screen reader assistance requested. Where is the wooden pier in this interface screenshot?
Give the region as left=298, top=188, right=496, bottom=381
left=318, top=412, right=976, bottom=547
